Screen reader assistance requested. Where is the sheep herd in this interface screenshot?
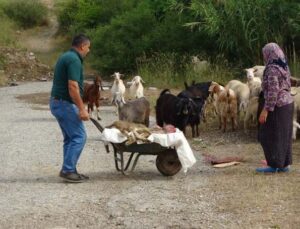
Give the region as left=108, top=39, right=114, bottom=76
left=83, top=66, right=300, bottom=140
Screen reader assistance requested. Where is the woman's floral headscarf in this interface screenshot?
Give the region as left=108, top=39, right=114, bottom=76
left=262, top=43, right=290, bottom=75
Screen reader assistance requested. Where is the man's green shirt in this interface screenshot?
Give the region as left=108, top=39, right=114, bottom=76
left=51, top=49, right=84, bottom=103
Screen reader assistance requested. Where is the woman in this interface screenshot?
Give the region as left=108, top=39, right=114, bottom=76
left=257, top=42, right=294, bottom=173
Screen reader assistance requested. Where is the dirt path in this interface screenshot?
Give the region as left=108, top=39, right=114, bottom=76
left=0, top=82, right=299, bottom=228
left=0, top=82, right=221, bottom=228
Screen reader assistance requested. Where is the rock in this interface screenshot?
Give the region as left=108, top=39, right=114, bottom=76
left=9, top=82, right=19, bottom=86
left=39, top=77, right=48, bottom=82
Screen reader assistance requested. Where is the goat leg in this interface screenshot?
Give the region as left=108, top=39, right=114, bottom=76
left=222, top=116, right=227, bottom=132
left=191, top=125, right=195, bottom=138
left=232, top=117, right=236, bottom=131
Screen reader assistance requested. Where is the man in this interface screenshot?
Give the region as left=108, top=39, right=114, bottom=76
left=50, top=34, right=90, bottom=182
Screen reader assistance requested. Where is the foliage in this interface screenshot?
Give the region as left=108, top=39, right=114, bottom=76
left=57, top=0, right=300, bottom=81
left=3, top=0, right=48, bottom=28
left=184, top=0, right=300, bottom=66
left=0, top=2, right=17, bottom=46
left=57, top=0, right=140, bottom=33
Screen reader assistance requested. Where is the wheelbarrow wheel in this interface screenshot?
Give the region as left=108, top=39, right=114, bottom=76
left=156, top=149, right=181, bottom=176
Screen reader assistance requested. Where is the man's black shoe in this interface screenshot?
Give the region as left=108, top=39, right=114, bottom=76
left=59, top=171, right=85, bottom=183
left=74, top=169, right=89, bottom=180
left=78, top=173, right=89, bottom=180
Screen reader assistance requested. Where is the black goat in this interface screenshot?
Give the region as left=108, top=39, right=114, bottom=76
left=156, top=89, right=194, bottom=134
left=184, top=81, right=214, bottom=122
left=185, top=81, right=212, bottom=99
left=177, top=90, right=205, bottom=137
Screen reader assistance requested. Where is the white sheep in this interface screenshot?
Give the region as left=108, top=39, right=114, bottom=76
left=226, top=80, right=250, bottom=115
left=245, top=67, right=262, bottom=98
left=245, top=65, right=265, bottom=80
left=291, top=87, right=300, bottom=139
left=111, top=72, right=126, bottom=104
left=129, top=75, right=145, bottom=98
left=244, top=96, right=258, bottom=132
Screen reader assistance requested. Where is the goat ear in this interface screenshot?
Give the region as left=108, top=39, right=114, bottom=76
left=212, top=85, right=219, bottom=93
left=175, top=101, right=183, bottom=115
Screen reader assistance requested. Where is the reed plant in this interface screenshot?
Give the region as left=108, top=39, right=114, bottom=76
left=137, top=53, right=238, bottom=88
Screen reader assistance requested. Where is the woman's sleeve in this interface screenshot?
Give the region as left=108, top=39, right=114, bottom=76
left=263, top=69, right=279, bottom=112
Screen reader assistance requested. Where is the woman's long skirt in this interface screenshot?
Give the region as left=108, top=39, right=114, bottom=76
left=258, top=102, right=294, bottom=168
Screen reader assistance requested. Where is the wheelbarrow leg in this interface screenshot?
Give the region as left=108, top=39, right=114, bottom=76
left=114, top=149, right=139, bottom=175
left=130, top=154, right=142, bottom=172
left=113, top=149, right=122, bottom=172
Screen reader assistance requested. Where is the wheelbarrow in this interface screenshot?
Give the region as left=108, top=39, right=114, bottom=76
left=90, top=118, right=182, bottom=176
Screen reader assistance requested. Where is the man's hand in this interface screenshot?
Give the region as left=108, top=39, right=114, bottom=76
left=259, top=109, right=268, bottom=124
left=79, top=108, right=90, bottom=121
left=68, top=80, right=89, bottom=121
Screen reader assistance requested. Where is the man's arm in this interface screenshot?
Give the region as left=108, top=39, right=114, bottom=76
left=68, top=80, right=89, bottom=121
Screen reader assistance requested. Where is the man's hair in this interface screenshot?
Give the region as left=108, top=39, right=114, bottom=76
left=72, top=34, right=90, bottom=47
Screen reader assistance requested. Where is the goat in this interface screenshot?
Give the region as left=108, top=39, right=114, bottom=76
left=106, top=120, right=151, bottom=145
left=111, top=72, right=126, bottom=104
left=83, top=75, right=102, bottom=120
left=156, top=89, right=194, bottom=135
left=245, top=68, right=262, bottom=98
left=177, top=90, right=205, bottom=138
left=129, top=75, right=145, bottom=98
left=184, top=81, right=213, bottom=122
left=208, top=81, right=225, bottom=116
left=226, top=80, right=250, bottom=115
left=211, top=84, right=238, bottom=132
left=114, top=92, right=150, bottom=127
left=291, top=86, right=300, bottom=139
left=244, top=96, right=259, bottom=132
left=290, top=77, right=300, bottom=87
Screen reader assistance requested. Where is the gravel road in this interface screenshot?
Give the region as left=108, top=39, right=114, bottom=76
left=0, top=82, right=226, bottom=229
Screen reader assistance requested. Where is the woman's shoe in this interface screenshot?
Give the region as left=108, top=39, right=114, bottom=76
left=278, top=167, right=290, bottom=172
left=256, top=167, right=279, bottom=173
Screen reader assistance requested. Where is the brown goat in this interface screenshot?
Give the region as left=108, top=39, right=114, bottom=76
left=211, top=84, right=238, bottom=132
left=83, top=75, right=103, bottom=120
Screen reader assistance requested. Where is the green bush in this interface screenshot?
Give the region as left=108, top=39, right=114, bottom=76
left=57, top=0, right=300, bottom=78
left=3, top=0, right=48, bottom=28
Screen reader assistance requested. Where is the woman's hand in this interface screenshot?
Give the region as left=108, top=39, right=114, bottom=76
left=259, top=109, right=268, bottom=124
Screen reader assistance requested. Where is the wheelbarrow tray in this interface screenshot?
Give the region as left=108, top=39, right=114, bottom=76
left=90, top=118, right=182, bottom=176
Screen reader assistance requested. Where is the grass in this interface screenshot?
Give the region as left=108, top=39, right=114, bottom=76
left=137, top=53, right=240, bottom=88
left=0, top=0, right=18, bottom=47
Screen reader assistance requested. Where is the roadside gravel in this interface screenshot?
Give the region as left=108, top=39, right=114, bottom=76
left=0, top=82, right=224, bottom=229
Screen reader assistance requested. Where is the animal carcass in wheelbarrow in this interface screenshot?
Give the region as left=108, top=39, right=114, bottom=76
left=90, top=118, right=182, bottom=176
